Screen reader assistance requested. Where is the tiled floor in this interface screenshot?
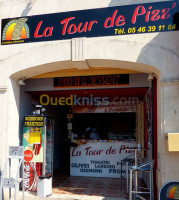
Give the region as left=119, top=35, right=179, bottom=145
left=16, top=175, right=150, bottom=200
left=52, top=174, right=128, bottom=199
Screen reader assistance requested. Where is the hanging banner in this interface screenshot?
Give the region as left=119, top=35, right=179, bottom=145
left=1, top=1, right=178, bottom=45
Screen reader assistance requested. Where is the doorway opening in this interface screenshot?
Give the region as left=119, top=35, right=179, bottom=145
left=19, top=72, right=157, bottom=199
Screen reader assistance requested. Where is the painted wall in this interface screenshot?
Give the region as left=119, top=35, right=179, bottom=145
left=158, top=82, right=179, bottom=187
left=0, top=0, right=179, bottom=197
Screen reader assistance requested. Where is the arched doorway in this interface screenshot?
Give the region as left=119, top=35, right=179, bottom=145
left=8, top=59, right=160, bottom=199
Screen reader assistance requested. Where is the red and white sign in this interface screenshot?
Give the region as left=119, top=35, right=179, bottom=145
left=24, top=162, right=42, bottom=191
left=70, top=141, right=136, bottom=178
left=24, top=150, right=33, bottom=162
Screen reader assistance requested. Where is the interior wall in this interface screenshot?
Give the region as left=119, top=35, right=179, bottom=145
left=19, top=86, right=33, bottom=144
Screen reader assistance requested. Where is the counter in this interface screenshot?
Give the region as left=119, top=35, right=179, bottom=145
left=70, top=140, right=136, bottom=178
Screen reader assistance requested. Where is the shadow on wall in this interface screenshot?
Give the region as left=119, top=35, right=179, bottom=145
left=136, top=31, right=179, bottom=81
left=136, top=0, right=179, bottom=80
left=108, top=0, right=179, bottom=81
left=21, top=0, right=36, bottom=17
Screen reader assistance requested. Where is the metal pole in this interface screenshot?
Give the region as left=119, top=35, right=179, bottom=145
left=9, top=158, right=11, bottom=200
left=14, top=181, right=17, bottom=200
left=126, top=162, right=129, bottom=194
left=52, top=120, right=54, bottom=177
left=22, top=158, right=24, bottom=200
left=42, top=117, right=47, bottom=175
left=134, top=150, right=138, bottom=200
left=0, top=171, right=2, bottom=200
left=129, top=169, right=133, bottom=200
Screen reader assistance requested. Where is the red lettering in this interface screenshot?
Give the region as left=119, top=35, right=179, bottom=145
left=102, top=76, right=105, bottom=85
left=88, top=20, right=98, bottom=31
left=60, top=17, right=75, bottom=35
left=131, top=5, right=146, bottom=24
left=67, top=24, right=77, bottom=34
left=43, top=27, right=54, bottom=37
left=72, top=148, right=81, bottom=156
left=85, top=147, right=103, bottom=156
left=171, top=2, right=176, bottom=9
left=161, top=8, right=170, bottom=20
left=106, top=146, right=116, bottom=154
left=150, top=10, right=160, bottom=21
left=104, top=10, right=118, bottom=28
left=105, top=76, right=110, bottom=85
left=77, top=22, right=88, bottom=33
left=34, top=21, right=43, bottom=38
left=119, top=145, right=125, bottom=153
left=81, top=77, right=87, bottom=86
left=115, top=15, right=125, bottom=26
left=72, top=148, right=76, bottom=156
left=85, top=147, right=92, bottom=155
left=145, top=6, right=152, bottom=22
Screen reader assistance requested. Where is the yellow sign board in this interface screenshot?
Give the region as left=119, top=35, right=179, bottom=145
left=168, top=133, right=179, bottom=152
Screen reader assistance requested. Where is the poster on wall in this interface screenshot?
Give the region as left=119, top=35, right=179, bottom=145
left=23, top=126, right=44, bottom=162
left=22, top=116, right=44, bottom=163
left=70, top=141, right=136, bottom=178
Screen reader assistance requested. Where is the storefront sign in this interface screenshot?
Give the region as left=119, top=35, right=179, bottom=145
left=159, top=181, right=179, bottom=200
left=24, top=116, right=44, bottom=127
left=54, top=74, right=129, bottom=88
left=1, top=1, right=178, bottom=45
left=70, top=141, right=136, bottom=178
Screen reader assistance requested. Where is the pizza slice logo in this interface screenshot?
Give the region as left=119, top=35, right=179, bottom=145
left=166, top=184, right=179, bottom=199
left=2, top=18, right=29, bottom=41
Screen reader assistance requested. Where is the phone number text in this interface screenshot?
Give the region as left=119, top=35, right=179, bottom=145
left=114, top=24, right=176, bottom=35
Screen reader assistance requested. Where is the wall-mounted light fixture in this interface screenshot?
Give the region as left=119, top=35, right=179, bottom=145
left=147, top=73, right=155, bottom=82
left=18, top=78, right=26, bottom=85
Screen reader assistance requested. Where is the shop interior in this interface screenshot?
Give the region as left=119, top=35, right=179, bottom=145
left=72, top=112, right=136, bottom=140
left=19, top=73, right=155, bottom=199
